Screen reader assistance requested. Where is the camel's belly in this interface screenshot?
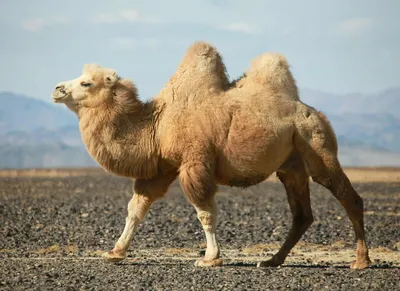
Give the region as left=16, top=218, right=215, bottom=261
left=216, top=113, right=295, bottom=187
left=216, top=145, right=293, bottom=187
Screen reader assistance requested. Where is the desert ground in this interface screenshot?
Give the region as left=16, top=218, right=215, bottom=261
left=0, top=167, right=399, bottom=290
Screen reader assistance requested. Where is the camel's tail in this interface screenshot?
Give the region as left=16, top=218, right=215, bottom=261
left=243, top=52, right=300, bottom=100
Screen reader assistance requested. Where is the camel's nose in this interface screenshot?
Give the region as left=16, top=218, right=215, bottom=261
left=55, top=84, right=67, bottom=94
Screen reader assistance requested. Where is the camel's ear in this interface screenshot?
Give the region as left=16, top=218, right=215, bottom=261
left=104, top=70, right=120, bottom=88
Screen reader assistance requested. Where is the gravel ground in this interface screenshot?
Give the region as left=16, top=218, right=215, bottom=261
left=1, top=173, right=399, bottom=290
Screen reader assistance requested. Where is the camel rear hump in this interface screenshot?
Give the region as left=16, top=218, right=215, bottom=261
left=241, top=52, right=300, bottom=100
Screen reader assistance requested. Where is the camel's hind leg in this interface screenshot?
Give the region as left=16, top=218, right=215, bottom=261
left=258, top=152, right=313, bottom=267
left=294, top=109, right=371, bottom=269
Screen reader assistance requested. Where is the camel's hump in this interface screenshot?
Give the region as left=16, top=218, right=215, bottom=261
left=242, top=52, right=299, bottom=100
left=178, top=41, right=229, bottom=85
left=162, top=41, right=230, bottom=98
left=247, top=53, right=291, bottom=83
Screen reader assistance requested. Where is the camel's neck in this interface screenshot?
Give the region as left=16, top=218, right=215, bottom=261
left=77, top=101, right=160, bottom=179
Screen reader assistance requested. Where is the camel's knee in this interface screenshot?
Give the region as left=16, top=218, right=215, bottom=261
left=126, top=194, right=153, bottom=221
left=197, top=210, right=215, bottom=231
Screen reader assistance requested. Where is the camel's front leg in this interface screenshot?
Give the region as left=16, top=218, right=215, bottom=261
left=103, top=172, right=177, bottom=263
left=193, top=199, right=222, bottom=267
left=179, top=161, right=222, bottom=267
left=102, top=193, right=152, bottom=262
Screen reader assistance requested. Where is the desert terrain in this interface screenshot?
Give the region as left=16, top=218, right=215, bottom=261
left=0, top=167, right=399, bottom=290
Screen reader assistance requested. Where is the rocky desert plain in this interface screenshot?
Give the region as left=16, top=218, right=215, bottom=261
left=0, top=167, right=399, bottom=290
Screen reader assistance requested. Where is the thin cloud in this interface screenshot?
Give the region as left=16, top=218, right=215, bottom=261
left=111, top=37, right=137, bottom=50
left=219, top=22, right=262, bottom=35
left=21, top=16, right=68, bottom=31
left=336, top=17, right=374, bottom=35
left=110, top=37, right=160, bottom=51
left=91, top=10, right=160, bottom=24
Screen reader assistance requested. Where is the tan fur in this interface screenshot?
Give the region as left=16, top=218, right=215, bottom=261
left=52, top=41, right=371, bottom=269
left=156, top=41, right=230, bottom=106
left=234, top=52, right=300, bottom=100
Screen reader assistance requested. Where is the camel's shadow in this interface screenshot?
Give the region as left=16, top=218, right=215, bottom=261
left=113, top=260, right=399, bottom=270
left=225, top=262, right=399, bottom=270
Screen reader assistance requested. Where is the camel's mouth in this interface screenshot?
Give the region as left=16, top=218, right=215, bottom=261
left=52, top=91, right=70, bottom=103
left=52, top=96, right=69, bottom=103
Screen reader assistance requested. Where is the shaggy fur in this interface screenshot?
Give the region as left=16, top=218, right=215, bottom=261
left=52, top=40, right=371, bottom=269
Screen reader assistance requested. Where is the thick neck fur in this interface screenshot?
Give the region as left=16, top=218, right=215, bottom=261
left=76, top=81, right=161, bottom=179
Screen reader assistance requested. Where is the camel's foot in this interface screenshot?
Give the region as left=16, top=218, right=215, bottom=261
left=102, top=248, right=126, bottom=263
left=257, top=257, right=284, bottom=268
left=194, top=258, right=223, bottom=267
left=350, top=258, right=372, bottom=269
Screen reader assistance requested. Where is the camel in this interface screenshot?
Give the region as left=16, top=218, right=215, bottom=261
left=51, top=41, right=371, bottom=269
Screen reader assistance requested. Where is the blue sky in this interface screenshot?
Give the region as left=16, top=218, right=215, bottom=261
left=0, top=0, right=399, bottom=102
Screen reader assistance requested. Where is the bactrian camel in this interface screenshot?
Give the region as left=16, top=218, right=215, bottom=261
left=51, top=41, right=371, bottom=269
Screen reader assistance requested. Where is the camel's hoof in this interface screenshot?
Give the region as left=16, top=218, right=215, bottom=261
left=194, top=258, right=223, bottom=267
left=350, top=258, right=371, bottom=269
left=102, top=249, right=126, bottom=263
left=257, top=258, right=283, bottom=268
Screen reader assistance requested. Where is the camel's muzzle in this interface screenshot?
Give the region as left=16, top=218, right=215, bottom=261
left=52, top=85, right=69, bottom=103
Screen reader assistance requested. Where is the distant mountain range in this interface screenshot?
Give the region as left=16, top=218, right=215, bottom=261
left=0, top=89, right=400, bottom=168
left=0, top=92, right=97, bottom=168
left=300, top=88, right=400, bottom=153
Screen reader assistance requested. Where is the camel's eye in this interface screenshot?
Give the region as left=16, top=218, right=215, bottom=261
left=81, top=82, right=92, bottom=87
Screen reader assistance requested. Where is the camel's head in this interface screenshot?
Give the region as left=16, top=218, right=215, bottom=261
left=52, top=63, right=121, bottom=107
